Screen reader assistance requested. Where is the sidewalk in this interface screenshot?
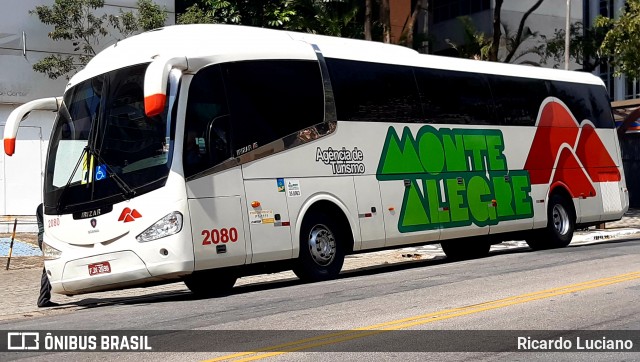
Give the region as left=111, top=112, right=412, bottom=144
left=1, top=209, right=639, bottom=321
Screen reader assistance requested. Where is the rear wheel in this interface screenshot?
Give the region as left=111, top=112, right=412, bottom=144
left=293, top=211, right=346, bottom=282
left=526, top=193, right=575, bottom=250
left=184, top=270, right=237, bottom=297
left=440, top=239, right=490, bottom=260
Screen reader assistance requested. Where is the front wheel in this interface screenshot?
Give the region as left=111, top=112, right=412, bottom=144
left=526, top=193, right=575, bottom=250
left=293, top=212, right=346, bottom=282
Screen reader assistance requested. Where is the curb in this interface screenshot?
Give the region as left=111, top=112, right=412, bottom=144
left=572, top=227, right=640, bottom=244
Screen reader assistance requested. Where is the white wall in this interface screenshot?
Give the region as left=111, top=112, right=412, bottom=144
left=0, top=0, right=175, bottom=231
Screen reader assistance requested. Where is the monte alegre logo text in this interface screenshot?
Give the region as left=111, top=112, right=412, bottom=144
left=377, top=126, right=533, bottom=232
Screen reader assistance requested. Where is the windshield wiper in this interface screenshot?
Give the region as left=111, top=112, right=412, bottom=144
left=55, top=145, right=136, bottom=213
left=87, top=144, right=136, bottom=199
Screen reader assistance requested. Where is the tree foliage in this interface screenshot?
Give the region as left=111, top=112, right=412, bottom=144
left=177, top=0, right=297, bottom=28
left=31, top=0, right=167, bottom=79
left=595, top=0, right=640, bottom=79
left=447, top=0, right=545, bottom=64
left=448, top=17, right=542, bottom=64
left=445, top=16, right=490, bottom=60
left=540, top=21, right=610, bottom=72
left=177, top=1, right=366, bottom=40
left=502, top=0, right=544, bottom=63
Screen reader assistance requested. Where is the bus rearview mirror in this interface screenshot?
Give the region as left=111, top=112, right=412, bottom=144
left=143, top=56, right=188, bottom=117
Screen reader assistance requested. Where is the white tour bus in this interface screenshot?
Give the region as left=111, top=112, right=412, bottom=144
left=3, top=24, right=629, bottom=296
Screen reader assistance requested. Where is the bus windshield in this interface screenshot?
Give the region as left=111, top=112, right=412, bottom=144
left=44, top=63, right=177, bottom=214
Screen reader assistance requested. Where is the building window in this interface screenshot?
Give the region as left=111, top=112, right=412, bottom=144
left=599, top=0, right=615, bottom=17
left=599, top=61, right=615, bottom=100
left=625, top=77, right=640, bottom=100
left=432, top=0, right=491, bottom=24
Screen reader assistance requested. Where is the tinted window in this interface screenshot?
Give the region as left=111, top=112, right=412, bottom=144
left=44, top=63, right=176, bottom=213
left=221, top=60, right=324, bottom=157
left=488, top=75, right=550, bottom=126
left=551, top=81, right=614, bottom=128
left=326, top=58, right=422, bottom=122
left=184, top=65, right=231, bottom=177
left=414, top=68, right=497, bottom=125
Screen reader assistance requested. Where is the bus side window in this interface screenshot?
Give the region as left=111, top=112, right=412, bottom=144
left=325, top=58, right=422, bottom=123
left=414, top=67, right=496, bottom=125
left=184, top=64, right=230, bottom=177
left=488, top=75, right=550, bottom=126
left=206, top=114, right=231, bottom=165
left=221, top=60, right=324, bottom=155
left=550, top=81, right=615, bottom=129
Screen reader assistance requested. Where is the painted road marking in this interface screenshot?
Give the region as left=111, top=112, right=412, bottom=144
left=204, top=271, right=640, bottom=361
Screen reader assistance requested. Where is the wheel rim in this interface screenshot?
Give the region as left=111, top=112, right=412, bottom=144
left=552, top=204, right=570, bottom=236
left=307, top=224, right=336, bottom=266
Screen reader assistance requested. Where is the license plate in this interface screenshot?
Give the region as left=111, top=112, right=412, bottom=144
left=88, top=261, right=111, bottom=276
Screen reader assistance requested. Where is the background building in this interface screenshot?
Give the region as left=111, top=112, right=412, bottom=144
left=0, top=0, right=175, bottom=232
left=426, top=0, right=582, bottom=67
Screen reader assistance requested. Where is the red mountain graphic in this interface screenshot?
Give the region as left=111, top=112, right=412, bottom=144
left=552, top=147, right=596, bottom=198
left=118, top=208, right=142, bottom=223
left=524, top=98, right=621, bottom=199
left=574, top=123, right=620, bottom=182
left=524, top=101, right=580, bottom=184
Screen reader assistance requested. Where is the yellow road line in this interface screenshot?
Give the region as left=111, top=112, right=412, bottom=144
left=204, top=271, right=640, bottom=362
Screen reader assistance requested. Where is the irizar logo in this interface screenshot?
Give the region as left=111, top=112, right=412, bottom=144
left=377, top=125, right=533, bottom=233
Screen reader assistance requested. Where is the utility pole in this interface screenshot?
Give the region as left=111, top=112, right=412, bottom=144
left=565, top=0, right=571, bottom=70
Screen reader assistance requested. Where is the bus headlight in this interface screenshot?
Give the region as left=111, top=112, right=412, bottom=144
left=42, top=242, right=62, bottom=260
left=136, top=211, right=183, bottom=242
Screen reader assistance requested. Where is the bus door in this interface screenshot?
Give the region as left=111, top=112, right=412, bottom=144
left=354, top=175, right=385, bottom=249
left=183, top=66, right=249, bottom=270
left=187, top=169, right=248, bottom=271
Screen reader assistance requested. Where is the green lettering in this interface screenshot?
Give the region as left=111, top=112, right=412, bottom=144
left=400, top=180, right=430, bottom=229
left=418, top=127, right=445, bottom=175
left=376, top=126, right=533, bottom=233
left=377, top=127, right=424, bottom=178
left=467, top=176, right=490, bottom=223
left=463, top=134, right=488, bottom=171
left=492, top=176, right=515, bottom=217
left=512, top=175, right=533, bottom=216
left=446, top=178, right=468, bottom=222
left=486, top=134, right=506, bottom=171
left=442, top=133, right=467, bottom=172
left=425, top=179, right=442, bottom=225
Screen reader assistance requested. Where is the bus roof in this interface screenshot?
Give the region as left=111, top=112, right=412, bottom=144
left=68, top=24, right=605, bottom=89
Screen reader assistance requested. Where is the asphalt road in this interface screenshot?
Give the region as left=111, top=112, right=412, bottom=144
left=2, top=237, right=640, bottom=361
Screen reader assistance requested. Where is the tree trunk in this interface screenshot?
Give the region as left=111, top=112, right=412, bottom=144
left=381, top=0, right=391, bottom=43
left=488, top=0, right=503, bottom=61
left=504, top=0, right=545, bottom=63
left=365, top=0, right=372, bottom=40
left=401, top=0, right=422, bottom=47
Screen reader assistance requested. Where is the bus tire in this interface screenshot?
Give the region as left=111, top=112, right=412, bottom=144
left=293, top=211, right=346, bottom=282
left=440, top=239, right=490, bottom=260
left=526, top=193, right=575, bottom=250
left=183, top=270, right=237, bottom=297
